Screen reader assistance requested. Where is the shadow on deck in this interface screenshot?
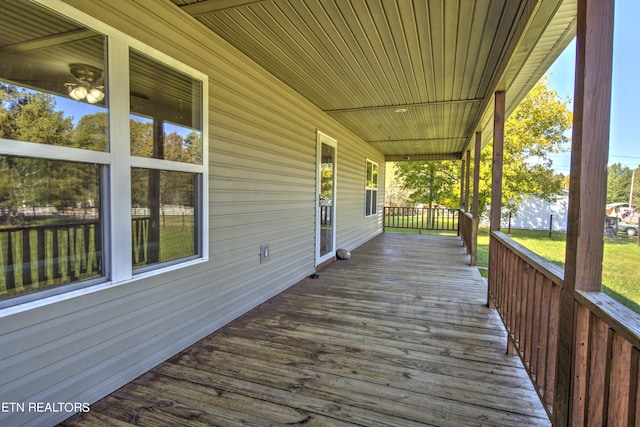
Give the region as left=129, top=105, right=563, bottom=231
left=61, top=233, right=550, bottom=426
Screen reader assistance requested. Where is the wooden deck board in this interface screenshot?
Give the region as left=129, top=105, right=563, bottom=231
left=60, top=233, right=550, bottom=426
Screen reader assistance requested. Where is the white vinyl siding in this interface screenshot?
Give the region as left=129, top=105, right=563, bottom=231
left=0, top=1, right=384, bottom=426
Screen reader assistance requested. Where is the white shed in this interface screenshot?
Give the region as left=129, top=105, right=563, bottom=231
left=503, top=191, right=569, bottom=232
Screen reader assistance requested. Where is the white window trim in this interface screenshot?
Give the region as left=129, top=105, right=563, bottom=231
left=0, top=139, right=111, bottom=165
left=1, top=0, right=209, bottom=307
left=365, top=159, right=378, bottom=217
left=316, top=131, right=337, bottom=266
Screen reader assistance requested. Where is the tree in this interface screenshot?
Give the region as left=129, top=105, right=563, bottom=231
left=476, top=75, right=572, bottom=217
left=185, top=131, right=203, bottom=164
left=633, top=166, right=640, bottom=211
left=393, top=161, right=460, bottom=208
left=606, top=163, right=633, bottom=204
left=130, top=119, right=154, bottom=158
left=384, top=162, right=411, bottom=206
left=73, top=112, right=108, bottom=151
left=0, top=85, right=79, bottom=218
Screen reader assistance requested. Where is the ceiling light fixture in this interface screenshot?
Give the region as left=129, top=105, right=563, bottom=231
left=65, top=63, right=105, bottom=104
left=394, top=108, right=407, bottom=113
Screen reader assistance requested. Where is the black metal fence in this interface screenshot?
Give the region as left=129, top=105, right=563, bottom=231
left=383, top=206, right=460, bottom=233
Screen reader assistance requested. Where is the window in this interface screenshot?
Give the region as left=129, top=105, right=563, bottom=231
left=0, top=0, right=207, bottom=304
left=365, top=159, right=378, bottom=217
left=129, top=49, right=204, bottom=271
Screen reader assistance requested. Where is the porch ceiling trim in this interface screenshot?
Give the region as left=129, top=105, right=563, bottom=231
left=324, top=98, right=485, bottom=114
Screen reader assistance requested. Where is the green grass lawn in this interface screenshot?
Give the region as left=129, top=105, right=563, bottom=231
left=477, top=228, right=640, bottom=313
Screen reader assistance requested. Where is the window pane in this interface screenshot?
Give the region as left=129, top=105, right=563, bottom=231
left=0, top=156, right=103, bottom=299
left=366, top=161, right=373, bottom=187
left=129, top=49, right=203, bottom=164
left=131, top=168, right=198, bottom=269
left=371, top=190, right=377, bottom=215
left=372, top=163, right=378, bottom=188
left=0, top=0, right=108, bottom=150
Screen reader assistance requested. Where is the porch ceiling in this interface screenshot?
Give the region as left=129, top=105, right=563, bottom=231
left=173, top=0, right=576, bottom=161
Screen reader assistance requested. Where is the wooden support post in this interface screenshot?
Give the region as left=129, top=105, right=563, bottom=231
left=490, top=91, right=505, bottom=233
left=469, top=133, right=481, bottom=267
left=553, top=0, right=614, bottom=425
left=465, top=149, right=471, bottom=212
left=472, top=132, right=481, bottom=220
left=460, top=157, right=466, bottom=211
left=488, top=91, right=506, bottom=308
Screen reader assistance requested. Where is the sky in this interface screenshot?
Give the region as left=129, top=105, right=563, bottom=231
left=546, top=1, right=640, bottom=175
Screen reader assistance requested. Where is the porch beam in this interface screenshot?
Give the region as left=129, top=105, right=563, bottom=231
left=325, top=98, right=484, bottom=114
left=370, top=137, right=467, bottom=144
left=553, top=0, right=614, bottom=425
left=180, top=0, right=267, bottom=16
left=0, top=29, right=97, bottom=53
left=385, top=153, right=460, bottom=162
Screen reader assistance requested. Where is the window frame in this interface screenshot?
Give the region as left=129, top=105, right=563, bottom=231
left=0, top=0, right=209, bottom=308
left=365, top=159, right=378, bottom=217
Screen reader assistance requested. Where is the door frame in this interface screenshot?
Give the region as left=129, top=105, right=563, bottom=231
left=316, top=131, right=337, bottom=266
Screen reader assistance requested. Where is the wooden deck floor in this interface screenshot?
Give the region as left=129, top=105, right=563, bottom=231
left=60, top=233, right=550, bottom=426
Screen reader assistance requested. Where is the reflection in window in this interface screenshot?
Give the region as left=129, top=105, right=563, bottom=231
left=0, top=0, right=108, bottom=302
left=0, top=0, right=206, bottom=303
left=0, top=157, right=102, bottom=299
left=131, top=168, right=198, bottom=269
left=129, top=49, right=203, bottom=164
left=0, top=84, right=109, bottom=151
left=129, top=49, right=203, bottom=272
left=365, top=159, right=378, bottom=217
left=0, top=0, right=108, bottom=150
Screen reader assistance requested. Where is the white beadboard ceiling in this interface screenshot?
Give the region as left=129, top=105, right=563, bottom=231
left=172, top=0, right=576, bottom=161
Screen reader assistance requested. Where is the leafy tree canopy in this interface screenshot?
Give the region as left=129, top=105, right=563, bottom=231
left=607, top=163, right=633, bottom=204
left=478, top=75, right=572, bottom=217
left=393, top=160, right=459, bottom=208
left=607, top=163, right=640, bottom=211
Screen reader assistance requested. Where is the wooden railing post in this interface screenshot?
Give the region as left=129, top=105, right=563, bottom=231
left=553, top=0, right=614, bottom=425
left=383, top=207, right=386, bottom=232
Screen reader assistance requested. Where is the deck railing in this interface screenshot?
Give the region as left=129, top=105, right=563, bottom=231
left=1, top=217, right=154, bottom=294
left=489, top=231, right=640, bottom=424
left=0, top=220, right=102, bottom=294
left=131, top=217, right=151, bottom=266
left=459, top=211, right=478, bottom=265
left=383, top=206, right=459, bottom=233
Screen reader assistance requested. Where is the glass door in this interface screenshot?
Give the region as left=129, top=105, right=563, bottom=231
left=316, top=132, right=337, bottom=265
